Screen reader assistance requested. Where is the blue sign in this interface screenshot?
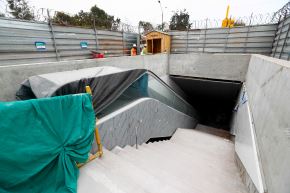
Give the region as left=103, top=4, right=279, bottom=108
left=35, top=41, right=46, bottom=50
left=80, top=42, right=88, bottom=49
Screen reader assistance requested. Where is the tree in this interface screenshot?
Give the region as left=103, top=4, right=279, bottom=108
left=52, top=12, right=74, bottom=26
left=138, top=21, right=154, bottom=33
left=169, top=9, right=191, bottom=30
left=0, top=13, right=5, bottom=17
left=7, top=0, right=34, bottom=20
left=52, top=5, right=121, bottom=30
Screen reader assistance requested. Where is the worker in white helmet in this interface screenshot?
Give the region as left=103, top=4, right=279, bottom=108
left=131, top=44, right=137, bottom=56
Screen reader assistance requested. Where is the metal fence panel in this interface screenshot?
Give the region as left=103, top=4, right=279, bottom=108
left=271, top=16, right=290, bottom=60
left=0, top=18, right=138, bottom=66
left=169, top=24, right=278, bottom=56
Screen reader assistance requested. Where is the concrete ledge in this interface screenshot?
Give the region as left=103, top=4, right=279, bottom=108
left=235, top=152, right=259, bottom=193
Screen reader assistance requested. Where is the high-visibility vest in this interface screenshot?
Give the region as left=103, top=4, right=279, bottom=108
left=131, top=48, right=137, bottom=56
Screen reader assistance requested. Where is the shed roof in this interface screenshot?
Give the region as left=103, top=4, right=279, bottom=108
left=145, top=30, right=170, bottom=36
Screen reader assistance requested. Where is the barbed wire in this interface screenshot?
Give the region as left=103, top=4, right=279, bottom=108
left=0, top=1, right=288, bottom=32
left=271, top=1, right=290, bottom=22
left=190, top=12, right=278, bottom=29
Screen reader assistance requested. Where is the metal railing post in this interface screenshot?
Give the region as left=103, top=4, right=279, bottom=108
left=47, top=10, right=60, bottom=61
left=243, top=13, right=253, bottom=54
left=202, top=19, right=208, bottom=53
left=273, top=13, right=287, bottom=57
left=93, top=19, right=99, bottom=51
left=186, top=25, right=189, bottom=53
left=122, top=31, right=125, bottom=56
left=279, top=22, right=290, bottom=59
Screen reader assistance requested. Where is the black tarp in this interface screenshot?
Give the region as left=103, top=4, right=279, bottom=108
left=16, top=67, right=147, bottom=113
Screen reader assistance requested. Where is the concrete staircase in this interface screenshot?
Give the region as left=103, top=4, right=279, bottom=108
left=78, top=125, right=248, bottom=193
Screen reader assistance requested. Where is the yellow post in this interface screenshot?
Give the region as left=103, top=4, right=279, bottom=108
left=222, top=5, right=234, bottom=28
left=77, top=86, right=103, bottom=168
left=225, top=5, right=230, bottom=19
left=85, top=86, right=103, bottom=157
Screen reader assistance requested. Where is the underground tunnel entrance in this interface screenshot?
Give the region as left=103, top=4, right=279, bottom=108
left=170, top=75, right=242, bottom=131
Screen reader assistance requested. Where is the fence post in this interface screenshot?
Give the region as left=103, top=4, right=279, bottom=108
left=122, top=30, right=125, bottom=56
left=47, top=10, right=60, bottom=61
left=243, top=13, right=253, bottom=54
left=202, top=19, right=208, bottom=53
left=224, top=27, right=230, bottom=53
left=279, top=21, right=290, bottom=59
left=186, top=27, right=189, bottom=53
left=271, top=15, right=282, bottom=57
left=273, top=13, right=287, bottom=57
left=93, top=19, right=99, bottom=51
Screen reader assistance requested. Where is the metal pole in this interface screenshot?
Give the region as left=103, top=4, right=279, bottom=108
left=271, top=14, right=281, bottom=57
left=243, top=13, right=253, bottom=54
left=93, top=18, right=99, bottom=51
left=158, top=0, right=164, bottom=31
left=224, top=27, right=230, bottom=53
left=202, top=19, right=208, bottom=53
left=122, top=30, right=125, bottom=56
left=47, top=9, right=60, bottom=61
left=186, top=26, right=189, bottom=53
left=273, top=13, right=287, bottom=58
left=279, top=23, right=290, bottom=59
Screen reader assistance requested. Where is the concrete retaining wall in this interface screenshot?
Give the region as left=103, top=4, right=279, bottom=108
left=245, top=55, right=290, bottom=193
left=0, top=54, right=168, bottom=101
left=169, top=53, right=251, bottom=82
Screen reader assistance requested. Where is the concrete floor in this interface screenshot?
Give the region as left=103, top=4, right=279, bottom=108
left=78, top=125, right=248, bottom=193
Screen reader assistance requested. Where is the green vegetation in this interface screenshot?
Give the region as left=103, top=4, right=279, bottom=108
left=7, top=0, right=35, bottom=20
left=53, top=5, right=121, bottom=30
left=169, top=9, right=191, bottom=30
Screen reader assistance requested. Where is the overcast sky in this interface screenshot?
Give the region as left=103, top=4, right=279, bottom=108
left=1, top=0, right=287, bottom=26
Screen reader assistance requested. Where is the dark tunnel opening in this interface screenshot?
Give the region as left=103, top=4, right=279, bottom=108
left=170, top=75, right=242, bottom=131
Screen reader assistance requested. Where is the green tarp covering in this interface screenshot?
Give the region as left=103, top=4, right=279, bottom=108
left=0, top=94, right=96, bottom=193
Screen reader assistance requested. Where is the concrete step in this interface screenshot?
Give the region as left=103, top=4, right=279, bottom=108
left=118, top=129, right=247, bottom=193
left=117, top=143, right=203, bottom=193
left=144, top=140, right=247, bottom=192
left=79, top=149, right=181, bottom=193
left=133, top=141, right=246, bottom=193
left=171, top=128, right=234, bottom=158
left=195, top=124, right=233, bottom=139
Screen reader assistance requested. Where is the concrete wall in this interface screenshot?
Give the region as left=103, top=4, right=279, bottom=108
left=232, top=86, right=264, bottom=193
left=169, top=53, right=251, bottom=82
left=0, top=54, right=168, bottom=101
left=245, top=55, right=290, bottom=193
left=92, top=98, right=197, bottom=151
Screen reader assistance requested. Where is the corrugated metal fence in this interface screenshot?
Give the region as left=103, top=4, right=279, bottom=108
left=0, top=18, right=138, bottom=66
left=1, top=17, right=290, bottom=65
left=169, top=24, right=278, bottom=55
left=271, top=16, right=290, bottom=60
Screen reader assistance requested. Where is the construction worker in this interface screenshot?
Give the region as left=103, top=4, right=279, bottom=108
left=141, top=44, right=147, bottom=55
left=131, top=44, right=137, bottom=56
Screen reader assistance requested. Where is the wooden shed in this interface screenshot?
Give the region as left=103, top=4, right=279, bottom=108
left=145, top=31, right=171, bottom=54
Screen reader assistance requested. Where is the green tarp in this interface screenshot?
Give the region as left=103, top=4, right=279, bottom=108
left=0, top=94, right=96, bottom=193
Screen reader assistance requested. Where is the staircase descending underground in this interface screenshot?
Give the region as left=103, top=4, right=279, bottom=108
left=78, top=124, right=248, bottom=193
